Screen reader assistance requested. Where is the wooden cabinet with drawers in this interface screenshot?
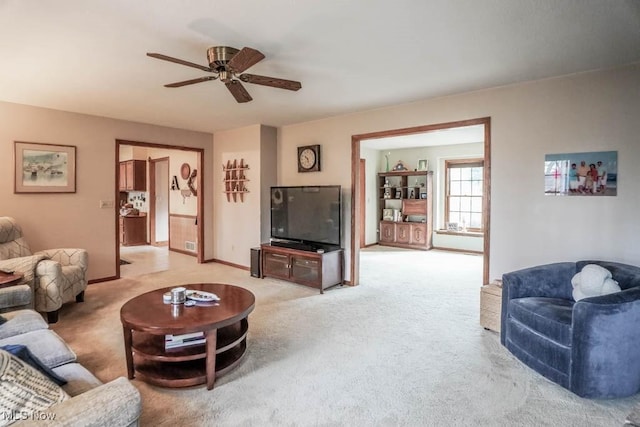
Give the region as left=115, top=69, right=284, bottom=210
left=378, top=170, right=433, bottom=250
left=379, top=222, right=429, bottom=248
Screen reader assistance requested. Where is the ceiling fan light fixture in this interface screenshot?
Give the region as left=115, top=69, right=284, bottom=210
left=219, top=69, right=231, bottom=83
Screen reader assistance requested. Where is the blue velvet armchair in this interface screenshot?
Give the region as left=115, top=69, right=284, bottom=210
left=501, top=260, right=640, bottom=398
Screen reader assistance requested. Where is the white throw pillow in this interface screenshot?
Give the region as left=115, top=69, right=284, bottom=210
left=0, top=349, right=68, bottom=426
left=571, top=264, right=621, bottom=301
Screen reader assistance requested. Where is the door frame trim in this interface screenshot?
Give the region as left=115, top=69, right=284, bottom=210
left=115, top=140, right=204, bottom=279
left=350, top=117, right=491, bottom=286
left=359, top=158, right=366, bottom=248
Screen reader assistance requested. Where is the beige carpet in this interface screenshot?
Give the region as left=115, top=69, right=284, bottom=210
left=51, top=248, right=638, bottom=426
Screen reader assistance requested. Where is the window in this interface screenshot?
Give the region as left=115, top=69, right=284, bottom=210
left=445, top=159, right=484, bottom=231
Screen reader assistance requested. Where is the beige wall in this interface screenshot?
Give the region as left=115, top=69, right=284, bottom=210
left=144, top=148, right=199, bottom=216
left=2, top=63, right=638, bottom=284
left=259, top=126, right=278, bottom=243
left=213, top=124, right=277, bottom=267
left=279, top=63, right=640, bottom=281
left=0, top=102, right=213, bottom=281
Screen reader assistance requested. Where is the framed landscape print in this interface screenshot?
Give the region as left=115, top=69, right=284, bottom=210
left=14, top=141, right=76, bottom=193
left=544, top=150, right=617, bottom=197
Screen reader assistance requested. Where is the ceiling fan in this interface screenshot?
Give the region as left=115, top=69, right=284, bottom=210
left=147, top=46, right=302, bottom=103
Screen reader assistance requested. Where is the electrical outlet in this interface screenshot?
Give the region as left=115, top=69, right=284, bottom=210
left=99, top=200, right=114, bottom=209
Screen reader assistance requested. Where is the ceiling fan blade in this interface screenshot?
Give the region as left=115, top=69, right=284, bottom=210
left=164, top=76, right=218, bottom=88
left=227, top=47, right=265, bottom=74
left=225, top=80, right=253, bottom=103
left=239, top=73, right=302, bottom=91
left=147, top=53, right=214, bottom=72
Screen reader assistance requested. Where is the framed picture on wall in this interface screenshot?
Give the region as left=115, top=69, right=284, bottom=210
left=417, top=159, right=429, bottom=171
left=544, top=150, right=617, bottom=196
left=14, top=141, right=76, bottom=193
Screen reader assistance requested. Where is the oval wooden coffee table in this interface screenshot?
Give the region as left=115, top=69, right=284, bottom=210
left=120, top=283, right=255, bottom=390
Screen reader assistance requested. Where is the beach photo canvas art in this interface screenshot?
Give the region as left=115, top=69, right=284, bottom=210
left=544, top=150, right=617, bottom=196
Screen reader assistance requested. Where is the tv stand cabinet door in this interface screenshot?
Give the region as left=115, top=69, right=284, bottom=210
left=290, top=255, right=321, bottom=287
left=263, top=251, right=291, bottom=280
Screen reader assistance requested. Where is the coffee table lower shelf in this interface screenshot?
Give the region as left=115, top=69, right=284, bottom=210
left=133, top=341, right=247, bottom=388
left=128, top=318, right=248, bottom=389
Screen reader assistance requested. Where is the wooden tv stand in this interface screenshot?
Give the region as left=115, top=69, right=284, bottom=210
left=260, top=244, right=343, bottom=294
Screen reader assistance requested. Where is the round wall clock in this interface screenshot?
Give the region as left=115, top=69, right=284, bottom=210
left=297, top=144, right=321, bottom=172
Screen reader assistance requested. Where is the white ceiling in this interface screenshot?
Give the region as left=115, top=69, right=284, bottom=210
left=361, top=124, right=485, bottom=150
left=0, top=1, right=638, bottom=134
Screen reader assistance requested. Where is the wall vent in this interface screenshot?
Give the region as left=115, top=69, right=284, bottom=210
left=185, top=241, right=196, bottom=252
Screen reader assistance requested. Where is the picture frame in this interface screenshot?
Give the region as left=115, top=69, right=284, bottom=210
left=382, top=208, right=394, bottom=221
left=417, top=159, right=429, bottom=171
left=446, top=222, right=459, bottom=231
left=420, top=192, right=427, bottom=199
left=14, top=141, right=76, bottom=193
left=544, top=150, right=617, bottom=197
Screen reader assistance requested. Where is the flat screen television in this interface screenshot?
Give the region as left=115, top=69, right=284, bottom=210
left=270, top=186, right=341, bottom=248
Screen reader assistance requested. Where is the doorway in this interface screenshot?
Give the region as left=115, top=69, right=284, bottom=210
left=115, top=139, right=204, bottom=279
left=149, top=157, right=169, bottom=246
left=350, top=117, right=491, bottom=286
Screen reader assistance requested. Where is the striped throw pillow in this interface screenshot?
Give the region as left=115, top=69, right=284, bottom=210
left=0, top=349, right=68, bottom=426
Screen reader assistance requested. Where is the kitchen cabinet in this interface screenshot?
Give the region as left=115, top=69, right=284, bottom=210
left=120, top=215, right=147, bottom=246
left=119, top=160, right=146, bottom=192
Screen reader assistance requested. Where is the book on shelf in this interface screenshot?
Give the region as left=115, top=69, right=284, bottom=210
left=165, top=338, right=206, bottom=349
left=164, top=331, right=206, bottom=350
left=165, top=332, right=204, bottom=342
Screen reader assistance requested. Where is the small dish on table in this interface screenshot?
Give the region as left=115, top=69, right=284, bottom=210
left=186, top=290, right=220, bottom=302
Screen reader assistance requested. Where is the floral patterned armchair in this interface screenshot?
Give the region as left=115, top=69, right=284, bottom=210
left=0, top=217, right=88, bottom=323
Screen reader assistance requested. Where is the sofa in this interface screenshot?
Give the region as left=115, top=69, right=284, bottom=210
left=501, top=260, right=640, bottom=398
left=0, top=309, right=141, bottom=426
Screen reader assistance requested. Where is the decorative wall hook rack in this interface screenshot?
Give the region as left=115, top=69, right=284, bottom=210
left=223, top=159, right=250, bottom=203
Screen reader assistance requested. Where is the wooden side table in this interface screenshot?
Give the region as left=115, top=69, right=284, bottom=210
left=480, top=280, right=502, bottom=333
left=0, top=271, right=24, bottom=289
